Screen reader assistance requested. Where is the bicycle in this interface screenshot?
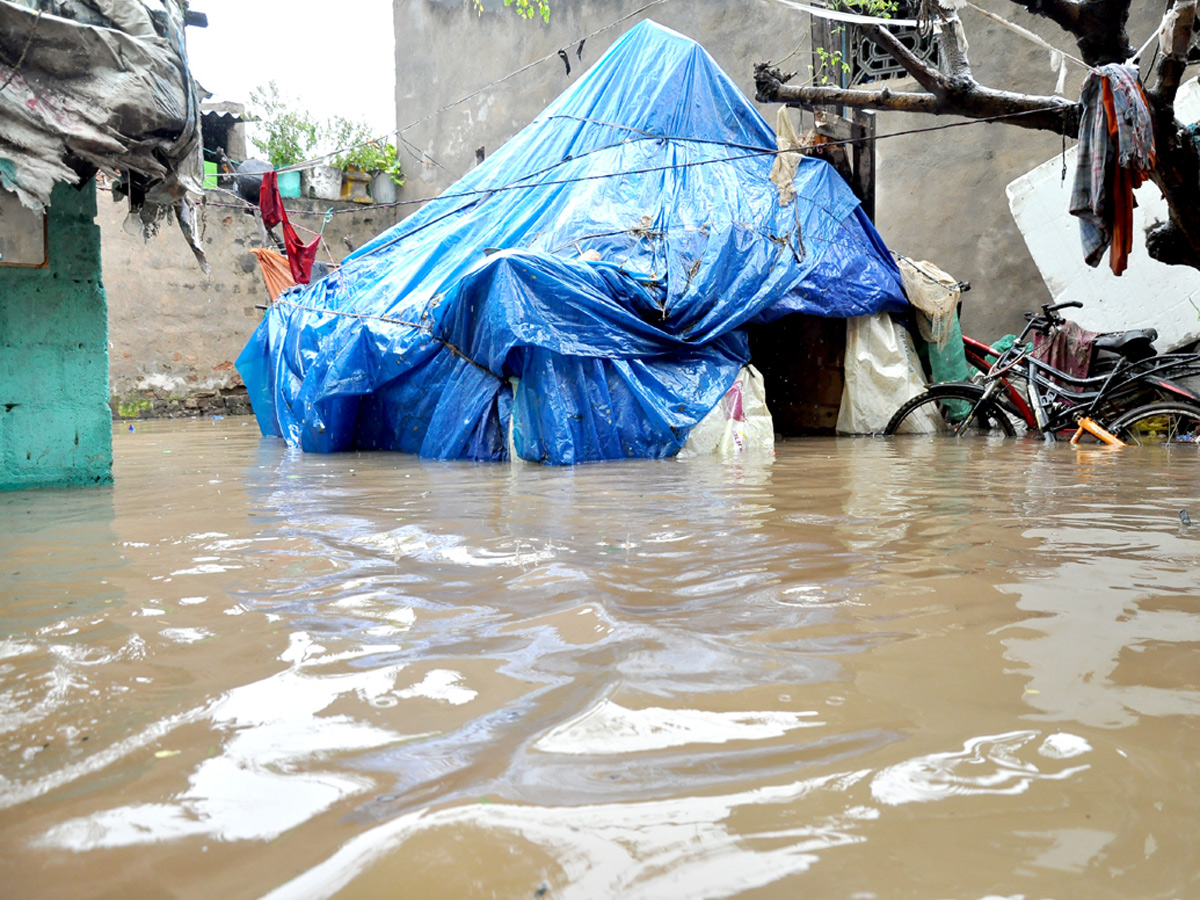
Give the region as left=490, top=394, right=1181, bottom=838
left=884, top=301, right=1200, bottom=445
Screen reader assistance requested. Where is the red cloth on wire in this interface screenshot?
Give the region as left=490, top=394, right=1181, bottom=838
left=281, top=220, right=320, bottom=284
left=258, top=171, right=320, bottom=284
left=259, top=171, right=285, bottom=229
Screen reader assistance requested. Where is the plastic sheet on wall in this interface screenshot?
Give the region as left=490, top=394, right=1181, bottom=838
left=237, top=20, right=908, bottom=464
left=0, top=0, right=206, bottom=265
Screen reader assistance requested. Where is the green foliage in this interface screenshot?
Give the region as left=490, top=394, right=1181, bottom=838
left=247, top=89, right=404, bottom=185
left=838, top=0, right=898, bottom=16
left=326, top=118, right=405, bottom=185
left=323, top=116, right=376, bottom=169
left=471, top=0, right=550, bottom=23
left=248, top=81, right=319, bottom=169
left=811, top=46, right=851, bottom=85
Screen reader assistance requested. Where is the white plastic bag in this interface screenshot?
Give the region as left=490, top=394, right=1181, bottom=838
left=680, top=365, right=776, bottom=456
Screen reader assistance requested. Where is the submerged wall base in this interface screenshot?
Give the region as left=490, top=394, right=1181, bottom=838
left=1, top=180, right=112, bottom=491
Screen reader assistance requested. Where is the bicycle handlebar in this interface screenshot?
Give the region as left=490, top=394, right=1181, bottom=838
left=1020, top=300, right=1085, bottom=333
left=1043, top=300, right=1083, bottom=318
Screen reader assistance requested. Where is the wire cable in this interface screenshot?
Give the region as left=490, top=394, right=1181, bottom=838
left=205, top=101, right=1074, bottom=221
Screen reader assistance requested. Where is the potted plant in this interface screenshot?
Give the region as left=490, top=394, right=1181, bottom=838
left=364, top=142, right=405, bottom=204
left=325, top=117, right=404, bottom=204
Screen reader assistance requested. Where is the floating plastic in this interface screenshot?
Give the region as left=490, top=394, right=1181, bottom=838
left=237, top=21, right=908, bottom=464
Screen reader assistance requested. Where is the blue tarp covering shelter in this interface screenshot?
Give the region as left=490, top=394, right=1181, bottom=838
left=237, top=20, right=908, bottom=464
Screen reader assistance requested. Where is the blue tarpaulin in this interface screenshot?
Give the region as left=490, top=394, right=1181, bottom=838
left=237, top=20, right=908, bottom=464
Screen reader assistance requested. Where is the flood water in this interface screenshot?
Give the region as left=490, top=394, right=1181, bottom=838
left=2, top=418, right=1199, bottom=899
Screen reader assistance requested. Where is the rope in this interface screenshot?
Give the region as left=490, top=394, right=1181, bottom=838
left=963, top=2, right=1094, bottom=72
left=331, top=104, right=1076, bottom=215
left=764, top=0, right=918, bottom=28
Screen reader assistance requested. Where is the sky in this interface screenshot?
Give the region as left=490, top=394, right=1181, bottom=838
left=187, top=0, right=398, bottom=142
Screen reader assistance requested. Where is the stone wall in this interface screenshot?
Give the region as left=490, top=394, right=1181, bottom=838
left=101, top=187, right=401, bottom=419
left=1, top=181, right=112, bottom=490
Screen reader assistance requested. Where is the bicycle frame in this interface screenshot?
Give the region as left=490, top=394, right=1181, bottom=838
left=963, top=334, right=1035, bottom=427
left=959, top=307, right=1200, bottom=439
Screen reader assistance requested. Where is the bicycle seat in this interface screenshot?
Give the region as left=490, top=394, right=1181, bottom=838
left=1094, top=328, right=1158, bottom=361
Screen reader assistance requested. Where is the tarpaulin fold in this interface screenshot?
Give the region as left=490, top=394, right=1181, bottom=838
left=237, top=20, right=908, bottom=464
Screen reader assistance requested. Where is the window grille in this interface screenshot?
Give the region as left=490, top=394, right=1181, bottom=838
left=849, top=20, right=938, bottom=85
left=809, top=2, right=938, bottom=88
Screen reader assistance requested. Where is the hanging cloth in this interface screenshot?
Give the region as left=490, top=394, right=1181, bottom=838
left=259, top=171, right=321, bottom=284
left=1033, top=319, right=1099, bottom=380
left=252, top=248, right=297, bottom=301
left=1069, top=64, right=1156, bottom=276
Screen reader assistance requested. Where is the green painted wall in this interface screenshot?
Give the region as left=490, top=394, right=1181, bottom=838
left=1, top=180, right=112, bottom=491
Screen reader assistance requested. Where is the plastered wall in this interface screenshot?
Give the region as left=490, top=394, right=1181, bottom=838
left=1, top=181, right=112, bottom=490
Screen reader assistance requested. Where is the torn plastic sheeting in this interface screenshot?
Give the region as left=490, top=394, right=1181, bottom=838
left=237, top=20, right=909, bottom=464
left=0, top=0, right=205, bottom=265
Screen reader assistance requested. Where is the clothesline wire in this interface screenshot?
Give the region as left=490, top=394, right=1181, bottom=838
left=210, top=102, right=1073, bottom=220
left=229, top=0, right=1102, bottom=187
left=962, top=3, right=1095, bottom=73
left=206, top=183, right=342, bottom=267
left=269, top=0, right=676, bottom=177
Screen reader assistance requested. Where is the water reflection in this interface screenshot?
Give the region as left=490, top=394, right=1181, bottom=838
left=1000, top=470, right=1200, bottom=728
left=38, top=635, right=413, bottom=849
left=1, top=422, right=1198, bottom=900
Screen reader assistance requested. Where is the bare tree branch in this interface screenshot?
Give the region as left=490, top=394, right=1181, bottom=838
left=754, top=68, right=941, bottom=114
left=755, top=64, right=1079, bottom=135
left=1151, top=0, right=1198, bottom=104
left=862, top=25, right=944, bottom=94
left=1145, top=1, right=1200, bottom=269
left=1006, top=0, right=1081, bottom=35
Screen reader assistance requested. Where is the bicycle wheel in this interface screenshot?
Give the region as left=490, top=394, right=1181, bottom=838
left=883, top=384, right=1016, bottom=436
left=1108, top=401, right=1200, bottom=446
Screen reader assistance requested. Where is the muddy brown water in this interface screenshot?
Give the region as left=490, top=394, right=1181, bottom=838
left=2, top=418, right=1199, bottom=899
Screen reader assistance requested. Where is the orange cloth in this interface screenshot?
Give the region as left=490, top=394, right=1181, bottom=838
left=252, top=248, right=297, bottom=301
left=1100, top=79, right=1155, bottom=276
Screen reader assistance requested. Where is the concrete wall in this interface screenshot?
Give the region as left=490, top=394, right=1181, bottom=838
left=393, top=0, right=806, bottom=193
left=393, top=0, right=1164, bottom=341
left=101, top=189, right=401, bottom=418
left=1, top=181, right=112, bottom=491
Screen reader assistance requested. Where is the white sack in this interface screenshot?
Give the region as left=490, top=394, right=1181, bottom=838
left=836, top=313, right=929, bottom=434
